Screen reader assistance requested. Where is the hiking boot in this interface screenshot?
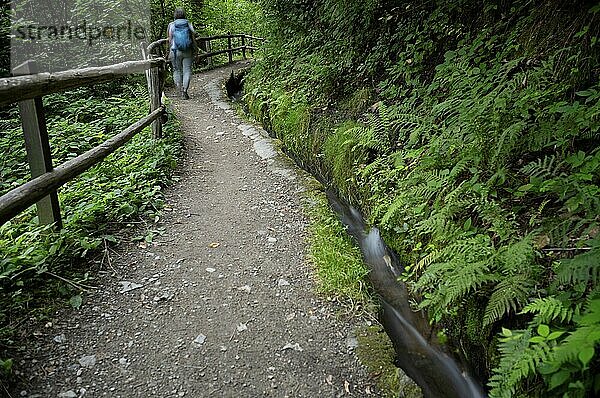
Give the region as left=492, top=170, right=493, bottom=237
left=182, top=91, right=190, bottom=100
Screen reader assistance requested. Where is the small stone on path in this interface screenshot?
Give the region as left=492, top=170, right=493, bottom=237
left=238, top=285, right=251, bottom=293
left=118, top=281, right=143, bottom=293
left=278, top=278, right=290, bottom=287
left=282, top=342, right=303, bottom=352
left=53, top=334, right=66, bottom=344
left=78, top=354, right=96, bottom=368
left=193, top=334, right=206, bottom=347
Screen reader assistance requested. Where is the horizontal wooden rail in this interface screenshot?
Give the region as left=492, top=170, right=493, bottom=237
left=200, top=34, right=264, bottom=41
left=0, top=58, right=165, bottom=107
left=147, top=38, right=169, bottom=54
left=0, top=106, right=165, bottom=226
left=197, top=46, right=246, bottom=60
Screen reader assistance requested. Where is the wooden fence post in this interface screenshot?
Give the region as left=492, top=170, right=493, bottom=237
left=227, top=32, right=233, bottom=64
left=147, top=53, right=163, bottom=139
left=241, top=35, right=246, bottom=59
left=12, top=60, right=62, bottom=228
left=207, top=40, right=213, bottom=66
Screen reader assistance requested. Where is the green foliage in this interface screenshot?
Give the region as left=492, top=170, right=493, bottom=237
left=0, top=358, right=12, bottom=375
left=201, top=0, right=265, bottom=36
left=246, top=0, right=599, bottom=396
left=304, top=190, right=370, bottom=303
left=0, top=79, right=182, bottom=350
left=489, top=296, right=600, bottom=398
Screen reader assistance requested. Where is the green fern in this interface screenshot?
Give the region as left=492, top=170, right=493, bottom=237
left=521, top=155, right=564, bottom=180
left=484, top=273, right=532, bottom=326
left=488, top=329, right=552, bottom=398
left=521, top=297, right=579, bottom=324
left=555, top=243, right=600, bottom=286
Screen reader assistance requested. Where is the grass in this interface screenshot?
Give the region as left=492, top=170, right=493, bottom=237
left=303, top=189, right=370, bottom=304
left=302, top=187, right=420, bottom=397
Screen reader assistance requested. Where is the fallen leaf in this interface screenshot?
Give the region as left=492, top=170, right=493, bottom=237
left=344, top=380, right=350, bottom=394
left=208, top=242, right=220, bottom=248
left=326, top=375, right=333, bottom=385
left=237, top=323, right=248, bottom=332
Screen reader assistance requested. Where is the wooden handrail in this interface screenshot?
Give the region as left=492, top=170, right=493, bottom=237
left=197, top=46, right=254, bottom=60
left=199, top=33, right=264, bottom=41
left=0, top=106, right=165, bottom=225
left=147, top=38, right=169, bottom=55
left=0, top=58, right=165, bottom=107
left=1, top=31, right=259, bottom=227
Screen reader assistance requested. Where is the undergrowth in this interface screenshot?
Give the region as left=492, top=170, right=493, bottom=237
left=0, top=77, right=182, bottom=381
left=245, top=0, right=600, bottom=396
left=303, top=189, right=370, bottom=304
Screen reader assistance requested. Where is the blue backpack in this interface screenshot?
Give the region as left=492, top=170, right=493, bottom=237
left=172, top=19, right=192, bottom=51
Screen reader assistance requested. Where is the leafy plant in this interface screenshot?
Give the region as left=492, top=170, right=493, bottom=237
left=244, top=0, right=600, bottom=396
left=0, top=79, right=182, bottom=361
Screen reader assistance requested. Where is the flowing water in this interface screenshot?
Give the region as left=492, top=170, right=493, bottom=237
left=327, top=191, right=486, bottom=398
left=229, top=74, right=485, bottom=397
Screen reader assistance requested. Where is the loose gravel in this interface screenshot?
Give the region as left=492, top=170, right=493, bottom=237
left=10, top=62, right=380, bottom=398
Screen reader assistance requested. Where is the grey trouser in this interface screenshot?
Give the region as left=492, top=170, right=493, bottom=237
left=171, top=49, right=193, bottom=91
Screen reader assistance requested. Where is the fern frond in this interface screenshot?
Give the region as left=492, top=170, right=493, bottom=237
left=443, top=260, right=500, bottom=307
left=488, top=329, right=530, bottom=398
left=489, top=330, right=552, bottom=398
left=495, top=238, right=536, bottom=274
left=555, top=245, right=600, bottom=286
left=521, top=297, right=578, bottom=324
left=449, top=159, right=470, bottom=180
left=484, top=274, right=532, bottom=326
left=415, top=249, right=442, bottom=271
left=520, top=154, right=564, bottom=180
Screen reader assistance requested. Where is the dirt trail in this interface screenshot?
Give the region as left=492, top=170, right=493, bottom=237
left=11, top=63, right=379, bottom=398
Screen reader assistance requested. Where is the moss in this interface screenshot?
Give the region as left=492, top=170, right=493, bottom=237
left=356, top=325, right=423, bottom=398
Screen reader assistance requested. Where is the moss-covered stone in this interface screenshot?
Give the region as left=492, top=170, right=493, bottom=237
left=356, top=325, right=422, bottom=398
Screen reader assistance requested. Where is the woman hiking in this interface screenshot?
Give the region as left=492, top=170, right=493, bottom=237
left=168, top=8, right=197, bottom=99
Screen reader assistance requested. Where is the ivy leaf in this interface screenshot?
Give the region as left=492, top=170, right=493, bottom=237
left=529, top=336, right=546, bottom=343
left=579, top=346, right=595, bottom=367
left=547, top=331, right=565, bottom=341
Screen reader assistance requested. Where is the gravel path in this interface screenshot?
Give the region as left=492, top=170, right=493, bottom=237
left=11, top=63, right=379, bottom=398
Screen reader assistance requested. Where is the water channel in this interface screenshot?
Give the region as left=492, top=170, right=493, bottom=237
left=221, top=71, right=486, bottom=397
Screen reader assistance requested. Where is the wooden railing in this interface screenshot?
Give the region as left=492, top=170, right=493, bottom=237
left=0, top=39, right=168, bottom=228
left=197, top=33, right=264, bottom=65
left=0, top=32, right=263, bottom=228
left=148, top=33, right=265, bottom=66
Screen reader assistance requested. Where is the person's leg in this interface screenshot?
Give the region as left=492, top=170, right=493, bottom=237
left=172, top=50, right=184, bottom=93
left=182, top=53, right=193, bottom=99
